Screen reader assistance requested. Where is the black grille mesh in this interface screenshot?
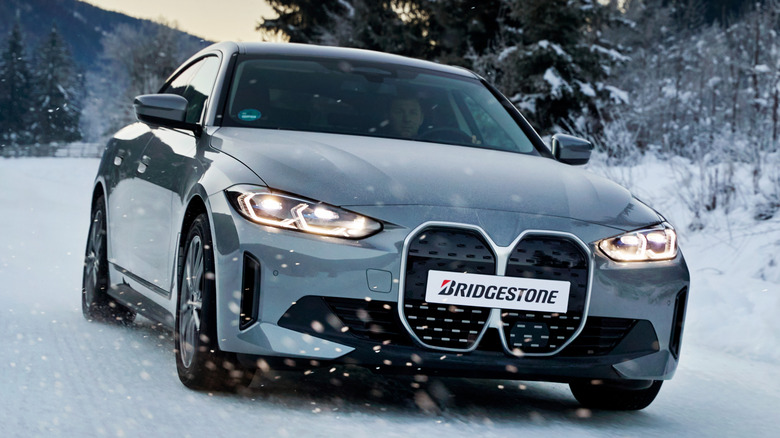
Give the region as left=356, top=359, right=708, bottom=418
left=323, top=298, right=410, bottom=345
left=559, top=317, right=636, bottom=356
left=403, top=228, right=496, bottom=349
left=402, top=228, right=590, bottom=354
left=317, top=297, right=638, bottom=357
left=501, top=236, right=589, bottom=354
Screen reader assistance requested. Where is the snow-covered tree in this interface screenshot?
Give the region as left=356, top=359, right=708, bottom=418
left=33, top=24, right=82, bottom=145
left=0, top=20, right=34, bottom=146
left=258, top=0, right=626, bottom=135
left=484, top=0, right=627, bottom=133
left=81, top=20, right=202, bottom=140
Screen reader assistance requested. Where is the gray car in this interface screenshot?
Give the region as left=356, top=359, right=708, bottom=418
left=82, top=42, right=689, bottom=410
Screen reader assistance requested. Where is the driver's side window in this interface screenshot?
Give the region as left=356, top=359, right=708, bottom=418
left=162, top=56, right=221, bottom=124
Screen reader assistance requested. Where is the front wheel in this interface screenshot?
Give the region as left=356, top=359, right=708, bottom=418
left=174, top=213, right=254, bottom=391
left=569, top=380, right=663, bottom=411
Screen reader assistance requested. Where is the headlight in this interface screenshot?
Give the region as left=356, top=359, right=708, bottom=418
left=598, top=223, right=678, bottom=262
left=226, top=186, right=382, bottom=239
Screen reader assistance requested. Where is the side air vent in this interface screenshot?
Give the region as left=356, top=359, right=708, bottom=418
left=240, top=253, right=261, bottom=330
left=670, top=288, right=688, bottom=358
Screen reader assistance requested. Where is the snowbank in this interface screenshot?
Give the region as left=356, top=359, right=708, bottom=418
left=587, top=153, right=780, bottom=363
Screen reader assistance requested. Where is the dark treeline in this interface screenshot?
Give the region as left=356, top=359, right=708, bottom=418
left=0, top=20, right=82, bottom=154
left=0, top=16, right=203, bottom=156
left=664, top=0, right=749, bottom=27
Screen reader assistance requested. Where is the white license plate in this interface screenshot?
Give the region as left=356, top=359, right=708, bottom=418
left=424, top=270, right=571, bottom=313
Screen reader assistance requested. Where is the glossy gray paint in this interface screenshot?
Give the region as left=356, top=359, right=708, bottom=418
left=91, top=41, right=690, bottom=384
left=207, top=195, right=688, bottom=379
left=213, top=128, right=661, bottom=231
left=134, top=94, right=188, bottom=122
left=551, top=133, right=594, bottom=165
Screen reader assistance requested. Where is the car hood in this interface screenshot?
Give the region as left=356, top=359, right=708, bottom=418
left=211, top=128, right=661, bottom=229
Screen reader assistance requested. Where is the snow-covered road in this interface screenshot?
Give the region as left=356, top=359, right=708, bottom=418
left=1, top=158, right=779, bottom=437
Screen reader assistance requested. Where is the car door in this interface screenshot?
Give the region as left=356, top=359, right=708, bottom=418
left=104, top=124, right=154, bottom=284
left=129, top=56, right=221, bottom=297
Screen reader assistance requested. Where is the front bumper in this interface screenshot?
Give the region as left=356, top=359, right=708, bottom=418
left=208, top=194, right=690, bottom=382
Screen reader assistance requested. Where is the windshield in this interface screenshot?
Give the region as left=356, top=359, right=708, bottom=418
left=222, top=56, right=536, bottom=154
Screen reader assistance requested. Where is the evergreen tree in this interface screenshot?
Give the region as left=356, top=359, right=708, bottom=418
left=261, top=1, right=434, bottom=59
left=34, top=24, right=82, bottom=145
left=0, top=20, right=34, bottom=146
left=425, top=0, right=511, bottom=67
left=491, top=0, right=625, bottom=133
left=316, top=0, right=433, bottom=58
left=258, top=0, right=348, bottom=43
left=261, top=0, right=511, bottom=64
left=256, top=0, right=624, bottom=133
left=659, top=0, right=750, bottom=27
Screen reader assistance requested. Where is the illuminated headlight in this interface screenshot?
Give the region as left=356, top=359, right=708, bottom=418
left=226, top=186, right=382, bottom=239
left=598, top=223, right=678, bottom=262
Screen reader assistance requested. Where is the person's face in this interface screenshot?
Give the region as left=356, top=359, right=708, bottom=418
left=389, top=99, right=423, bottom=138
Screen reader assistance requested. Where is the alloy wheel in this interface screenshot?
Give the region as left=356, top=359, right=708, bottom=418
left=179, top=235, right=204, bottom=368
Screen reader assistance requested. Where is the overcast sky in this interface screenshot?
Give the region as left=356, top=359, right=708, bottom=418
left=81, top=0, right=277, bottom=42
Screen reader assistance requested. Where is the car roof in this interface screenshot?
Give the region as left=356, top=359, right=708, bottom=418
left=200, top=41, right=478, bottom=79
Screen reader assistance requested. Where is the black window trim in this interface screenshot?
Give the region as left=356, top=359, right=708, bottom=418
left=158, top=52, right=224, bottom=127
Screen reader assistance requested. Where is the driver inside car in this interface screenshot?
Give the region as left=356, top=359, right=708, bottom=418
left=386, top=96, right=424, bottom=138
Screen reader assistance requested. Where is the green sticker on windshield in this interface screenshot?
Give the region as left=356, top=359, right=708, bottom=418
left=238, top=109, right=262, bottom=121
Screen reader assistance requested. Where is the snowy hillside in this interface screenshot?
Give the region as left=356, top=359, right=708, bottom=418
left=1, top=157, right=779, bottom=437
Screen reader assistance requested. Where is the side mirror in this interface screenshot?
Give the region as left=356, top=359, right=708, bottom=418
left=551, top=133, right=593, bottom=165
left=134, top=94, right=201, bottom=135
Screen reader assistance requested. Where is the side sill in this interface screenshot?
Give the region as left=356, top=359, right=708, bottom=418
left=108, top=282, right=175, bottom=328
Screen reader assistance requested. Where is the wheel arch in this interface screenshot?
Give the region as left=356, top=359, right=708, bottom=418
left=90, top=182, right=105, bottom=210
left=179, top=195, right=209, bottom=254
left=169, top=194, right=210, bottom=321
left=88, top=181, right=108, bottom=262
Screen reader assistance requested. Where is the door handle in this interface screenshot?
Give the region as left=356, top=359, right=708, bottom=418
left=114, top=150, right=125, bottom=166
left=137, top=155, right=150, bottom=174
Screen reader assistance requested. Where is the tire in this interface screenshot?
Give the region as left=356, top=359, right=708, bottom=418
left=82, top=195, right=135, bottom=324
left=174, top=213, right=254, bottom=391
left=569, top=380, right=663, bottom=411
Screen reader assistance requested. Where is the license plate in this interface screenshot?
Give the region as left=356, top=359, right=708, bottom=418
left=424, top=270, right=571, bottom=313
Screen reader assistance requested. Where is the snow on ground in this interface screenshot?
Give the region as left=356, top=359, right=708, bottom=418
left=587, top=154, right=780, bottom=363
left=1, top=157, right=779, bottom=437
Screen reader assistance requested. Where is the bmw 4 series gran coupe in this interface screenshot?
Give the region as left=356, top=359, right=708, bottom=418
left=82, top=42, right=689, bottom=410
